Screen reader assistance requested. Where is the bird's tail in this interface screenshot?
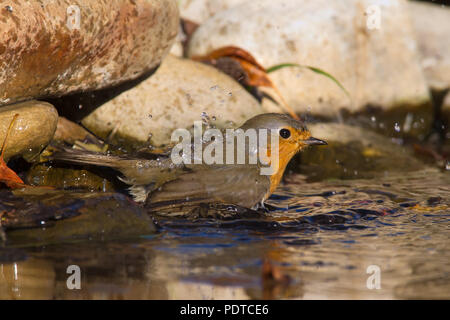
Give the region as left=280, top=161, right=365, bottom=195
left=51, top=147, right=129, bottom=170
left=51, top=146, right=185, bottom=203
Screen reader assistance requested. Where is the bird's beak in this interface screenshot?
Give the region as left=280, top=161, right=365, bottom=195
left=303, top=137, right=327, bottom=146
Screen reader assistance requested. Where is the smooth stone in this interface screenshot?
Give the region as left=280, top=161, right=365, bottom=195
left=82, top=55, right=263, bottom=147
left=3, top=190, right=156, bottom=245
left=27, top=164, right=116, bottom=193
left=408, top=1, right=450, bottom=91
left=53, top=117, right=97, bottom=145
left=52, top=116, right=106, bottom=152
left=295, top=122, right=425, bottom=181
left=0, top=100, right=58, bottom=162
left=188, top=0, right=430, bottom=117
left=0, top=0, right=179, bottom=106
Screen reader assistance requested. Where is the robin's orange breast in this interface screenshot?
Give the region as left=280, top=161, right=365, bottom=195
left=262, top=128, right=312, bottom=200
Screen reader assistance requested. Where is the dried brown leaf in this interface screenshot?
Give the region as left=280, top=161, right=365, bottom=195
left=192, top=46, right=300, bottom=120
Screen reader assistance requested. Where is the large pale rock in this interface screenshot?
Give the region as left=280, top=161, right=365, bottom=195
left=82, top=55, right=263, bottom=146
left=0, top=0, right=179, bottom=106
left=0, top=101, right=58, bottom=162
left=178, top=0, right=245, bottom=24
left=408, top=1, right=450, bottom=90
left=188, top=0, right=430, bottom=117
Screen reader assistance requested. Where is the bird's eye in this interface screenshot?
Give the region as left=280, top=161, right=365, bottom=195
left=279, top=128, right=291, bottom=139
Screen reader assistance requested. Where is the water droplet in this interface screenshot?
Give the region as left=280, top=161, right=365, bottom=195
left=391, top=138, right=403, bottom=145
left=211, top=116, right=217, bottom=121
left=226, top=120, right=236, bottom=127
left=185, top=93, right=192, bottom=105
left=227, top=92, right=232, bottom=97
left=394, top=122, right=401, bottom=132
left=403, top=113, right=413, bottom=132
left=5, top=5, right=12, bottom=12
left=210, top=85, right=218, bottom=90
left=201, top=112, right=211, bottom=127
left=148, top=114, right=152, bottom=119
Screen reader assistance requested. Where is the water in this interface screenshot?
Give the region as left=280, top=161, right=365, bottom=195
left=0, top=167, right=448, bottom=299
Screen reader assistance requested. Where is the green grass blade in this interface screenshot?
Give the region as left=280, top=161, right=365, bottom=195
left=266, top=63, right=350, bottom=99
left=266, top=63, right=300, bottom=73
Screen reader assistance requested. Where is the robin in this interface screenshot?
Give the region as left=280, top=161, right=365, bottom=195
left=52, top=113, right=326, bottom=214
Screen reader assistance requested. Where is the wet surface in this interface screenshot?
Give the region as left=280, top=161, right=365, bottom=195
left=0, top=166, right=448, bottom=299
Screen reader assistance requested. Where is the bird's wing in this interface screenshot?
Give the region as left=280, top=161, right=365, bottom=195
left=148, top=164, right=271, bottom=209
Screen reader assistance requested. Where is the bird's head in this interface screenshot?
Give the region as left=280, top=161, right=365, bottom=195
left=240, top=113, right=327, bottom=158
left=239, top=113, right=327, bottom=194
left=239, top=113, right=327, bottom=193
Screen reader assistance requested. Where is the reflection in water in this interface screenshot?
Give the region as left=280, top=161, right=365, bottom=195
left=0, top=168, right=449, bottom=299
left=0, top=258, right=55, bottom=299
